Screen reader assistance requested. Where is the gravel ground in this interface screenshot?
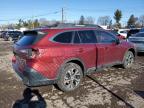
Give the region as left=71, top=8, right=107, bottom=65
left=0, top=38, right=144, bottom=108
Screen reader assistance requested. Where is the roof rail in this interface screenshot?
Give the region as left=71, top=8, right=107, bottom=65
left=55, top=23, right=103, bottom=29
left=33, top=23, right=103, bottom=30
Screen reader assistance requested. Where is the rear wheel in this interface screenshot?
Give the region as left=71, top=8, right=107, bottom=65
left=122, top=51, right=134, bottom=68
left=57, top=63, right=83, bottom=92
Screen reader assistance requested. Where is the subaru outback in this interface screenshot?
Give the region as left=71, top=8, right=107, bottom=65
left=12, top=27, right=135, bottom=92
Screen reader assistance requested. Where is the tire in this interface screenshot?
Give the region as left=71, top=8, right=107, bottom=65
left=57, top=63, right=83, bottom=92
left=122, top=51, right=134, bottom=68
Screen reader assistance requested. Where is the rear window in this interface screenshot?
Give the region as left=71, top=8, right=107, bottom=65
left=53, top=31, right=73, bottom=43
left=78, top=30, right=96, bottom=43
left=16, top=31, right=47, bottom=46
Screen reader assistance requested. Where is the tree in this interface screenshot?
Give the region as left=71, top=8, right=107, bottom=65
left=22, top=20, right=29, bottom=27
left=85, top=16, right=95, bottom=24
left=114, top=9, right=122, bottom=28
left=138, top=15, right=144, bottom=27
left=15, top=19, right=24, bottom=29
left=79, top=15, right=85, bottom=25
left=33, top=19, right=40, bottom=28
left=27, top=20, right=33, bottom=29
left=39, top=18, right=49, bottom=26
left=97, top=16, right=111, bottom=26
left=109, top=20, right=113, bottom=29
left=127, top=15, right=137, bottom=27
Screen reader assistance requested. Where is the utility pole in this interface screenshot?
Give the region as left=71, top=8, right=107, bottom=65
left=62, top=8, right=64, bottom=23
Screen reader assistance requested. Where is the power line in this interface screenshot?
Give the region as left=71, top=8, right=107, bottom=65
left=66, top=8, right=144, bottom=17
left=0, top=10, right=61, bottom=22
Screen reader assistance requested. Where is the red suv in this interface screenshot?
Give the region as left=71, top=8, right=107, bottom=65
left=12, top=27, right=135, bottom=92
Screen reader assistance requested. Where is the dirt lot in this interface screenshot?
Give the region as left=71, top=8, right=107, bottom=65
left=0, top=38, right=144, bottom=108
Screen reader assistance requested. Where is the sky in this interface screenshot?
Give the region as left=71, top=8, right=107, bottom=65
left=0, top=0, right=144, bottom=25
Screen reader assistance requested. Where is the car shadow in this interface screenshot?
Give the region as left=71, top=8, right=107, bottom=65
left=87, top=75, right=134, bottom=108
left=12, top=88, right=46, bottom=108
left=137, top=52, right=144, bottom=56
left=134, top=91, right=144, bottom=99
left=112, top=65, right=123, bottom=69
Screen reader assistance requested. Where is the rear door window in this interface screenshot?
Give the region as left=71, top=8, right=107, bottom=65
left=95, top=30, right=116, bottom=43
left=78, top=30, right=97, bottom=43
left=16, top=31, right=47, bottom=46
left=53, top=31, right=73, bottom=43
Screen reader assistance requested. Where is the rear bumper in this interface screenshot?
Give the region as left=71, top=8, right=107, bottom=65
left=135, top=45, right=144, bottom=52
left=12, top=63, right=56, bottom=87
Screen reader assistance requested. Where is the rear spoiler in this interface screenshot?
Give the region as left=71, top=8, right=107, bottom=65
left=23, top=31, right=38, bottom=35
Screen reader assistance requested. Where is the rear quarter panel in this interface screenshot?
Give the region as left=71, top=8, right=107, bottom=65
left=119, top=40, right=135, bottom=61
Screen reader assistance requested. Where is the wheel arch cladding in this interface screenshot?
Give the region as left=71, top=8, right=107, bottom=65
left=56, top=58, right=86, bottom=79
left=128, top=48, right=136, bottom=57
left=67, top=59, right=85, bottom=75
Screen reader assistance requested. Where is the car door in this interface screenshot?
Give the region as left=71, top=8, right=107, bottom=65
left=73, top=30, right=97, bottom=69
left=95, top=30, right=121, bottom=66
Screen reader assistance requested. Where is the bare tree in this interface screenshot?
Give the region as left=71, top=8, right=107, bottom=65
left=97, top=16, right=111, bottom=26
left=138, top=15, right=144, bottom=27
left=85, top=16, right=95, bottom=24
left=39, top=18, right=50, bottom=26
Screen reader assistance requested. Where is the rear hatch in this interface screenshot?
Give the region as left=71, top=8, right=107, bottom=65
left=17, top=30, right=47, bottom=46
left=13, top=30, right=47, bottom=70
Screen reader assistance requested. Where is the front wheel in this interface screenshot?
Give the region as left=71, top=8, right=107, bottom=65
left=57, top=63, right=83, bottom=92
left=122, top=51, right=134, bottom=68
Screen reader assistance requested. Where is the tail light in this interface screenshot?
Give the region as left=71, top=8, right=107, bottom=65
left=30, top=49, right=40, bottom=59
left=12, top=56, right=16, bottom=63
left=19, top=48, right=39, bottom=59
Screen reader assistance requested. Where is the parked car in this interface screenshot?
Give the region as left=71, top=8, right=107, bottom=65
left=140, top=28, right=144, bottom=32
left=108, top=30, right=125, bottom=40
left=128, top=32, right=144, bottom=53
left=127, top=29, right=140, bottom=38
left=0, top=31, right=5, bottom=38
left=0, top=31, right=8, bottom=38
left=12, top=27, right=135, bottom=92
left=118, top=29, right=129, bottom=38
left=4, top=31, right=22, bottom=41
